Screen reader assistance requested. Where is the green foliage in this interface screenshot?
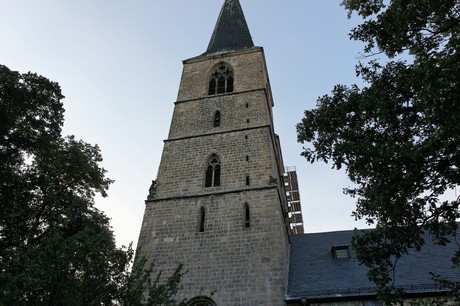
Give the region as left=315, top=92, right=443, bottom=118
left=122, top=258, right=187, bottom=306
left=407, top=298, right=450, bottom=306
left=0, top=65, right=186, bottom=305
left=297, top=0, right=460, bottom=304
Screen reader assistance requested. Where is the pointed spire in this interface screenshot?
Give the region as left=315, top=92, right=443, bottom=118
left=203, top=0, right=254, bottom=55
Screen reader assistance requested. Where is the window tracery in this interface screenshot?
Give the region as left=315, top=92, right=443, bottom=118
left=208, top=63, right=234, bottom=95
left=205, top=154, right=221, bottom=187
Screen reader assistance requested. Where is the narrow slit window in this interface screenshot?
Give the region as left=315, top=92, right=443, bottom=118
left=198, top=207, right=205, bottom=232
left=244, top=203, right=250, bottom=228
left=246, top=176, right=250, bottom=186
left=214, top=111, right=221, bottom=127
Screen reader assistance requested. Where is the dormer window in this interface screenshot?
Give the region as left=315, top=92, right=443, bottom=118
left=331, top=245, right=350, bottom=259
left=208, top=64, right=234, bottom=95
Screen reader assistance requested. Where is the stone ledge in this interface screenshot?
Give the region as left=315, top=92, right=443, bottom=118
left=145, top=185, right=278, bottom=204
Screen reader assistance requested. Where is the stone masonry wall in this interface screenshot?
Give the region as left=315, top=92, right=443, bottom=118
left=155, top=127, right=278, bottom=199
left=168, top=90, right=271, bottom=140
left=137, top=189, right=288, bottom=306
left=176, top=47, right=268, bottom=102
left=136, top=47, right=289, bottom=305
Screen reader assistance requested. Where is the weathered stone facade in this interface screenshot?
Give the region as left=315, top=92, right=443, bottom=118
left=136, top=46, right=290, bottom=305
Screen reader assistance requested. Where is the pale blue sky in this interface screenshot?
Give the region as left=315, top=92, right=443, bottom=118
left=1, top=0, right=371, bottom=248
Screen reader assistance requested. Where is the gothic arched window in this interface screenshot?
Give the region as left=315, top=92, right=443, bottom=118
left=187, top=296, right=217, bottom=306
left=205, top=154, right=221, bottom=187
left=213, top=111, right=221, bottom=127
left=208, top=64, right=234, bottom=95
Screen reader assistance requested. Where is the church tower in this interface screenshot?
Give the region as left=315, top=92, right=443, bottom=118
left=136, top=1, right=290, bottom=304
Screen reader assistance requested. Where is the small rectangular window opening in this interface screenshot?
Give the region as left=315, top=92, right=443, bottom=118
left=214, top=111, right=221, bottom=127
left=246, top=176, right=250, bottom=186
left=199, top=207, right=205, bottom=232
left=332, top=245, right=350, bottom=259
left=245, top=205, right=250, bottom=228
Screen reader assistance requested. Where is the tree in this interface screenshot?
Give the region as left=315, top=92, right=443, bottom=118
left=0, top=65, right=186, bottom=305
left=121, top=258, right=187, bottom=306
left=296, top=0, right=460, bottom=303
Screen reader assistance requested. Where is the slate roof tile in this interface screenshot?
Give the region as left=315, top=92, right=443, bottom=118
left=203, top=0, right=254, bottom=56
left=287, top=228, right=460, bottom=301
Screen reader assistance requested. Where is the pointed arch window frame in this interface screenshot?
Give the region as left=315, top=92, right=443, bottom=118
left=205, top=154, right=221, bottom=188
left=186, top=296, right=217, bottom=306
left=208, top=63, right=234, bottom=95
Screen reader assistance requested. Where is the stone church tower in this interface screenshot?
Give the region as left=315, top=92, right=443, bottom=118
left=136, top=1, right=290, bottom=304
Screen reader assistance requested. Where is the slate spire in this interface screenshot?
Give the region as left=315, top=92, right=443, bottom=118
left=204, top=0, right=254, bottom=55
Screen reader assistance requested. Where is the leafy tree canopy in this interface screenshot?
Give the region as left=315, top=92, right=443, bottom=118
left=0, top=65, right=186, bottom=305
left=296, top=0, right=459, bottom=303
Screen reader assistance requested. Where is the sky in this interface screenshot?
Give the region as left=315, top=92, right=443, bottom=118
left=1, top=0, right=374, bottom=248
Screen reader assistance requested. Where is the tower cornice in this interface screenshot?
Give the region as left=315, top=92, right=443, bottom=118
left=184, top=46, right=263, bottom=64
left=163, top=124, right=272, bottom=143
left=145, top=185, right=278, bottom=204
left=174, top=87, right=265, bottom=104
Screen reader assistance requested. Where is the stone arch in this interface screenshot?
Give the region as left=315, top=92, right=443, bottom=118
left=186, top=296, right=217, bottom=306
left=204, top=153, right=221, bottom=187
left=207, top=62, right=234, bottom=95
